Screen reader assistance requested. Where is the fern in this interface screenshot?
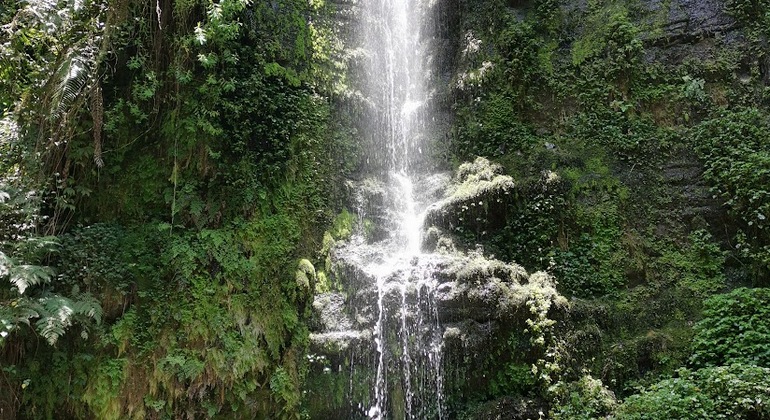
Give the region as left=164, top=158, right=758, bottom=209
left=29, top=291, right=102, bottom=345
left=1, top=248, right=101, bottom=345
left=49, top=54, right=92, bottom=120
left=17, top=0, right=108, bottom=170
left=0, top=251, right=9, bottom=277
left=10, top=264, right=53, bottom=294
left=1, top=251, right=54, bottom=294
left=33, top=295, right=71, bottom=345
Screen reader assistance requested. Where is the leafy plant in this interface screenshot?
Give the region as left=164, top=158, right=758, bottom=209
left=551, top=375, right=617, bottom=419
left=690, top=287, right=770, bottom=368
left=615, top=364, right=770, bottom=419
left=0, top=184, right=102, bottom=346
left=692, top=109, right=770, bottom=281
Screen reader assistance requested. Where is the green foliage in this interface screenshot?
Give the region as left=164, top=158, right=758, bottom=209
left=82, top=357, right=127, bottom=419
left=551, top=375, right=617, bottom=419
left=654, top=229, right=726, bottom=296
left=270, top=366, right=301, bottom=412
left=725, top=0, right=770, bottom=25
left=446, top=0, right=770, bottom=416
left=3, top=0, right=769, bottom=415
left=533, top=0, right=562, bottom=32
left=590, top=233, right=728, bottom=393
left=550, top=157, right=628, bottom=297
left=2, top=0, right=352, bottom=416
left=526, top=272, right=567, bottom=391
left=1, top=229, right=102, bottom=348
left=489, top=362, right=536, bottom=397
left=694, top=109, right=770, bottom=231
left=690, top=287, right=770, bottom=368
left=498, top=21, right=546, bottom=105
left=566, top=112, right=671, bottom=168
left=449, top=270, right=567, bottom=411
left=615, top=364, right=770, bottom=419
left=572, top=6, right=642, bottom=73
left=454, top=92, right=538, bottom=159
left=329, top=208, right=355, bottom=240
left=490, top=171, right=565, bottom=270
left=692, top=109, right=770, bottom=281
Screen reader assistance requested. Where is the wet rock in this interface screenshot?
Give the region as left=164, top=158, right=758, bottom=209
left=422, top=225, right=459, bottom=254
left=432, top=253, right=566, bottom=323
left=435, top=280, right=506, bottom=322
left=311, top=292, right=353, bottom=333
left=425, top=157, right=515, bottom=235
left=644, top=0, right=735, bottom=45
left=442, top=320, right=495, bottom=350
left=640, top=0, right=742, bottom=66
left=446, top=252, right=528, bottom=284
left=309, top=330, right=372, bottom=355
left=661, top=155, right=724, bottom=230
left=309, top=160, right=565, bottom=418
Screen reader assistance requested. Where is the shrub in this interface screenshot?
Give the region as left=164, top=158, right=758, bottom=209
left=615, top=364, right=770, bottom=419
left=690, top=287, right=770, bottom=368
left=551, top=375, right=617, bottom=420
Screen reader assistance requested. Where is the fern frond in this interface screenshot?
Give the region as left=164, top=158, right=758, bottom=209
left=71, top=291, right=103, bottom=325
left=35, top=294, right=74, bottom=345
left=0, top=251, right=10, bottom=277
left=12, top=236, right=59, bottom=264
left=9, top=264, right=53, bottom=294
left=22, top=0, right=60, bottom=30
left=29, top=291, right=102, bottom=345
left=11, top=300, right=42, bottom=326
left=50, top=54, right=92, bottom=120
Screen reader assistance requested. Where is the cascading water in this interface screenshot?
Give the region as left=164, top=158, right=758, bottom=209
left=304, top=0, right=470, bottom=417
left=353, top=0, right=445, bottom=417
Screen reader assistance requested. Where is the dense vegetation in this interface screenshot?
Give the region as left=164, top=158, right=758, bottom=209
left=1, top=0, right=769, bottom=418
left=441, top=0, right=770, bottom=417
left=1, top=0, right=354, bottom=417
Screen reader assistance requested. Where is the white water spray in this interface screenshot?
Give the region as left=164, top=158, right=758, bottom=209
left=354, top=0, right=445, bottom=418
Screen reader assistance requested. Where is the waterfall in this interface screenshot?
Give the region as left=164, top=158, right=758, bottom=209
left=307, top=0, right=451, bottom=418
left=307, top=5, right=567, bottom=418
left=355, top=0, right=444, bottom=418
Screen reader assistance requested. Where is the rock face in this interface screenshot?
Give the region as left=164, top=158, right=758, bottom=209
left=643, top=0, right=736, bottom=44
left=424, top=157, right=515, bottom=237
left=305, top=162, right=567, bottom=419
left=306, top=0, right=759, bottom=416
left=661, top=153, right=725, bottom=231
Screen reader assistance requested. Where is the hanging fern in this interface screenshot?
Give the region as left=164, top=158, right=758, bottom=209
left=10, top=291, right=102, bottom=346
left=1, top=249, right=102, bottom=346
left=49, top=53, right=93, bottom=121
left=0, top=251, right=53, bottom=294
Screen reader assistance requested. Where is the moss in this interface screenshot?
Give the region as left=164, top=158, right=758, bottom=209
left=315, top=271, right=330, bottom=293
left=330, top=208, right=355, bottom=240
left=449, top=251, right=529, bottom=285
left=571, top=4, right=633, bottom=66
left=450, top=157, right=516, bottom=203
left=426, top=157, right=515, bottom=241
left=296, top=258, right=316, bottom=292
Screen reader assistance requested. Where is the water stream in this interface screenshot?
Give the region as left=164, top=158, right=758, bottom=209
left=307, top=0, right=449, bottom=417
left=355, top=0, right=444, bottom=417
